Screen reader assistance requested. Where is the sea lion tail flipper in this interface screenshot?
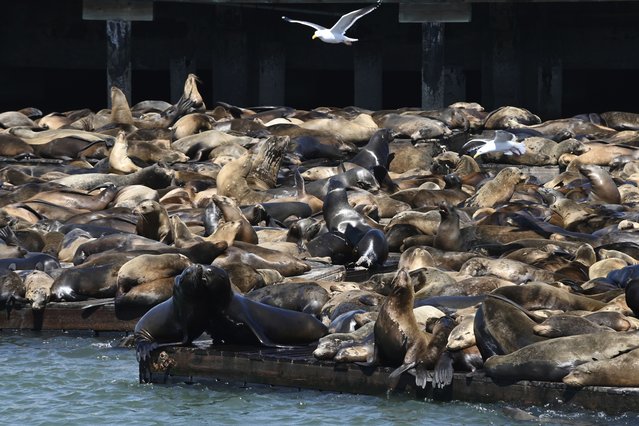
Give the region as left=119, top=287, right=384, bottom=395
left=388, top=361, right=415, bottom=391
left=413, top=364, right=431, bottom=389
left=433, top=350, right=454, bottom=389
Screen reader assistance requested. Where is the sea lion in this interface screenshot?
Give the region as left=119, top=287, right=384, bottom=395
left=0, top=271, right=27, bottom=313
left=464, top=167, right=527, bottom=209
left=473, top=294, right=547, bottom=360
left=216, top=153, right=272, bottom=205
left=492, top=282, right=607, bottom=311
left=135, top=264, right=225, bottom=382
left=348, top=128, right=392, bottom=169
left=322, top=179, right=387, bottom=268
left=133, top=200, right=173, bottom=244
left=563, top=347, right=639, bottom=387
left=433, top=203, right=462, bottom=251
left=115, top=253, right=193, bottom=320
left=313, top=321, right=375, bottom=360
left=484, top=330, right=639, bottom=383
left=373, top=269, right=441, bottom=389
left=0, top=252, right=60, bottom=274
left=458, top=257, right=555, bottom=284
left=23, top=270, right=54, bottom=310
left=109, top=130, right=141, bottom=173
left=626, top=278, right=639, bottom=317
left=50, top=256, right=130, bottom=301
left=52, top=164, right=174, bottom=191
left=244, top=281, right=330, bottom=317
left=578, top=164, right=621, bottom=204
left=532, top=313, right=614, bottom=337
left=213, top=241, right=310, bottom=277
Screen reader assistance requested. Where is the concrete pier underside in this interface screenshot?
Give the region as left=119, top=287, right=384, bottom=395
left=1, top=1, right=638, bottom=118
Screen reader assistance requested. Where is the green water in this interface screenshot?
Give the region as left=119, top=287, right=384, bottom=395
left=0, top=331, right=635, bottom=425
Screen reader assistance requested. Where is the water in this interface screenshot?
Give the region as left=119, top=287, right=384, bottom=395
left=0, top=331, right=636, bottom=425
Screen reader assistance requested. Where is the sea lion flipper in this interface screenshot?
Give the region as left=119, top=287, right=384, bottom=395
left=433, top=350, right=454, bottom=389
left=413, top=364, right=431, bottom=389
left=388, top=361, right=415, bottom=390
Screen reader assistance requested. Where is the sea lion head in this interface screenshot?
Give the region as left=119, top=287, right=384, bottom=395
left=389, top=268, right=414, bottom=306
left=174, top=264, right=232, bottom=307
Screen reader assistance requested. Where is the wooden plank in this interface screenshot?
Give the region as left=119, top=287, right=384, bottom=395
left=146, top=344, right=639, bottom=415
left=0, top=300, right=139, bottom=332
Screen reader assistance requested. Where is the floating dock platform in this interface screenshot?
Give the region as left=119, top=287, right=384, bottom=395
left=0, top=299, right=138, bottom=332
left=144, top=343, right=639, bottom=416
left=0, top=262, right=348, bottom=332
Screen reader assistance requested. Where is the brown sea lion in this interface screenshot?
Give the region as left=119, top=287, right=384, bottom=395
left=133, top=200, right=173, bottom=245
left=563, top=347, right=639, bottom=387
left=484, top=330, right=639, bottom=383
left=373, top=269, right=440, bottom=389
left=464, top=167, right=527, bottom=209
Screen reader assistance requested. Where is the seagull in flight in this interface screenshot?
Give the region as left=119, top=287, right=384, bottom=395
left=462, top=130, right=527, bottom=158
left=282, top=1, right=382, bottom=45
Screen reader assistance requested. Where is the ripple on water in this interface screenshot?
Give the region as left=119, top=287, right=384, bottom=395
left=1, top=332, right=638, bottom=426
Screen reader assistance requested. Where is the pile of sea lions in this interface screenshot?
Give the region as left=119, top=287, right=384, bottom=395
left=2, top=73, right=639, bottom=389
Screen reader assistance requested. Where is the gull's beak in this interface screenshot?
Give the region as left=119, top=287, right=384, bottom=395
left=312, top=34, right=318, bottom=40
left=473, top=153, right=480, bottom=158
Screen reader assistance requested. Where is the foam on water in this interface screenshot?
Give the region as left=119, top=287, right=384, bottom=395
left=0, top=331, right=636, bottom=426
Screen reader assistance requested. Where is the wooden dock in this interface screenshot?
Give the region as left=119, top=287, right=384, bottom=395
left=0, top=263, right=350, bottom=332
left=0, top=299, right=138, bottom=332
left=145, top=343, right=639, bottom=416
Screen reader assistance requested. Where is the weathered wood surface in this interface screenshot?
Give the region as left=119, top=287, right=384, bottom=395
left=147, top=343, right=639, bottom=416
left=0, top=299, right=138, bottom=332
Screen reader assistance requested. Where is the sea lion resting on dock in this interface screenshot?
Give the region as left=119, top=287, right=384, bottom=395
left=135, top=264, right=327, bottom=382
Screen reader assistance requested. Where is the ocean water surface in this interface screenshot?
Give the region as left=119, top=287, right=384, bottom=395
left=0, top=331, right=636, bottom=425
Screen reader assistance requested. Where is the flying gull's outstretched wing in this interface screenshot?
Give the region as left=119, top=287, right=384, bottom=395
left=281, top=16, right=327, bottom=32
left=330, top=0, right=382, bottom=34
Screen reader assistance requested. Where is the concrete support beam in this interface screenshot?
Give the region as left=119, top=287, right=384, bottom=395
left=483, top=4, right=520, bottom=109
left=354, top=42, right=383, bottom=110
left=212, top=7, right=249, bottom=105
left=258, top=42, right=285, bottom=106
left=83, top=0, right=153, bottom=21
left=106, top=20, right=132, bottom=108
left=443, top=66, right=466, bottom=106
left=170, top=57, right=197, bottom=104
left=537, top=60, right=562, bottom=120
left=421, top=22, right=445, bottom=110
left=399, top=3, right=471, bottom=23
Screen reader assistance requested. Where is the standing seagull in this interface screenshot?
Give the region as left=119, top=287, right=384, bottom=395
left=462, top=130, right=527, bottom=158
left=282, top=1, right=382, bottom=45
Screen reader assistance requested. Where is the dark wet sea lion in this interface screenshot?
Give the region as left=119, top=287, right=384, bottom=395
left=135, top=264, right=225, bottom=382
left=50, top=259, right=127, bottom=301
left=625, top=278, right=639, bottom=316
left=0, top=252, right=60, bottom=274
left=349, top=128, right=392, bottom=169
left=473, top=294, right=547, bottom=360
